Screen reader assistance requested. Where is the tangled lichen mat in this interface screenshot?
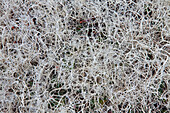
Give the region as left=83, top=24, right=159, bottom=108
left=0, top=0, right=169, bottom=113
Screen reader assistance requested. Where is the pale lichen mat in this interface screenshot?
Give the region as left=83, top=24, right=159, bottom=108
left=0, top=0, right=169, bottom=113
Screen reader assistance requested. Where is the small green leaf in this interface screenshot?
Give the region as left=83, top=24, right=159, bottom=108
left=59, top=89, right=67, bottom=95
left=99, top=98, right=104, bottom=105
left=90, top=98, right=95, bottom=109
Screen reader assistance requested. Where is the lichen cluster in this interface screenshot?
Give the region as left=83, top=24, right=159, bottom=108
left=0, top=0, right=169, bottom=113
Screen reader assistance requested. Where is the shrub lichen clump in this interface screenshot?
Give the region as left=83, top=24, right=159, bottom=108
left=0, top=0, right=169, bottom=112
